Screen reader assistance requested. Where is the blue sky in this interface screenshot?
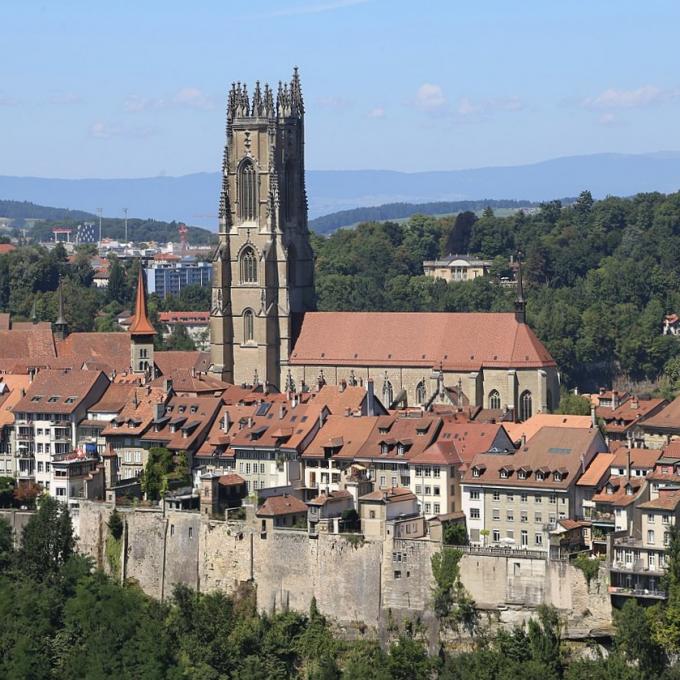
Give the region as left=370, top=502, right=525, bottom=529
left=2, top=0, right=679, bottom=178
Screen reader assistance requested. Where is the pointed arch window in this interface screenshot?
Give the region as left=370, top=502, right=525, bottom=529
left=416, top=380, right=427, bottom=405
left=239, top=159, right=257, bottom=221
left=243, top=309, right=254, bottom=344
left=519, top=390, right=533, bottom=422
left=488, top=390, right=501, bottom=410
left=383, top=380, right=394, bottom=407
left=284, top=159, right=295, bottom=223
left=240, top=246, right=258, bottom=284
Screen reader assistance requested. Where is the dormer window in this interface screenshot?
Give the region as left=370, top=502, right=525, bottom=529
left=397, top=444, right=405, bottom=456
left=178, top=406, right=186, bottom=414
left=191, top=405, right=198, bottom=414
left=536, top=471, right=544, bottom=481
left=472, top=467, right=480, bottom=477
left=518, top=470, right=527, bottom=480
left=65, top=396, right=76, bottom=404
left=626, top=484, right=633, bottom=496
left=30, top=396, right=42, bottom=402
left=553, top=472, right=561, bottom=482
left=48, top=396, right=60, bottom=403
left=500, top=469, right=508, bottom=479
left=381, top=443, right=389, bottom=455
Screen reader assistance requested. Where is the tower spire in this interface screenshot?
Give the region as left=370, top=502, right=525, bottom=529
left=54, top=277, right=69, bottom=340
left=514, top=252, right=526, bottom=324
left=129, top=264, right=155, bottom=335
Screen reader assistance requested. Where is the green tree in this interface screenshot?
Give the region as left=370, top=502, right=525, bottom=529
left=107, top=255, right=127, bottom=304
left=556, top=390, right=592, bottom=415
left=19, top=496, right=75, bottom=581
left=0, top=516, right=14, bottom=571
left=443, top=521, right=469, bottom=546
left=164, top=323, right=196, bottom=351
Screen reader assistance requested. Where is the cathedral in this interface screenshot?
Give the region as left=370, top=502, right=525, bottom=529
left=209, top=70, right=559, bottom=420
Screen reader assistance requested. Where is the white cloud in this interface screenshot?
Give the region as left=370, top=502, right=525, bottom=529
left=583, top=85, right=679, bottom=109
left=456, top=95, right=523, bottom=119
left=457, top=97, right=481, bottom=116
left=90, top=121, right=119, bottom=139
left=598, top=112, right=618, bottom=126
left=125, top=87, right=215, bottom=112
left=368, top=106, right=385, bottom=119
left=415, top=83, right=446, bottom=112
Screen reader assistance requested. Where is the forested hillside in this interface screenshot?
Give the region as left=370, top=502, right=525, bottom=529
left=308, top=199, right=539, bottom=234
left=0, top=199, right=95, bottom=224
left=312, top=190, right=680, bottom=390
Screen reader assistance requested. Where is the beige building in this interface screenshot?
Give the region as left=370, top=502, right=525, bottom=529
left=423, top=254, right=492, bottom=282
left=209, top=70, right=559, bottom=419
left=462, top=426, right=607, bottom=550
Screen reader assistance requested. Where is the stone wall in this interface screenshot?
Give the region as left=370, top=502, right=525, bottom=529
left=76, top=502, right=612, bottom=635
left=0, top=508, right=34, bottom=547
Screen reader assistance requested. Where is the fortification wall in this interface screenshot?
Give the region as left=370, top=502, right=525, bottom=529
left=0, top=508, right=34, bottom=547
left=75, top=503, right=613, bottom=634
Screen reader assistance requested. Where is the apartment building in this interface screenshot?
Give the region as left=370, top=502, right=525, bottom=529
left=610, top=488, right=680, bottom=599
left=11, top=369, right=109, bottom=494
left=0, top=374, right=30, bottom=477
left=462, top=426, right=607, bottom=549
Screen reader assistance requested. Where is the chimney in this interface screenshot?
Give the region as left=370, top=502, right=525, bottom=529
left=153, top=402, right=164, bottom=421
left=630, top=396, right=639, bottom=410
left=279, top=404, right=285, bottom=420
left=590, top=404, right=597, bottom=429
left=164, top=378, right=173, bottom=393
left=344, top=407, right=351, bottom=417
left=191, top=366, right=196, bottom=378
left=627, top=448, right=632, bottom=480
left=291, top=393, right=298, bottom=408
left=222, top=410, right=231, bottom=432
left=599, top=387, right=605, bottom=396
left=366, top=379, right=375, bottom=417
left=319, top=409, right=326, bottom=429
left=612, top=391, right=619, bottom=410
left=248, top=416, right=254, bottom=428
left=521, top=433, right=527, bottom=447
left=339, top=380, right=346, bottom=393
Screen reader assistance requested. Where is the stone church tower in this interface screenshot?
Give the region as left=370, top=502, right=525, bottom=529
left=210, top=69, right=315, bottom=388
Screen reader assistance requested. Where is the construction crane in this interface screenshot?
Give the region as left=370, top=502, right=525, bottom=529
left=178, top=223, right=189, bottom=254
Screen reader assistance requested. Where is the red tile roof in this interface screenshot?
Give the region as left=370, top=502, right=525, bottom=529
left=359, top=486, right=416, bottom=503
left=158, top=311, right=210, bottom=324
left=641, top=396, right=680, bottom=432
left=598, top=397, right=667, bottom=433
left=154, top=351, right=211, bottom=375
left=308, top=489, right=352, bottom=506
left=610, top=447, right=662, bottom=470
left=576, top=452, right=615, bottom=487
left=257, top=494, right=308, bottom=517
left=638, top=489, right=680, bottom=511
left=290, top=312, right=555, bottom=371
left=303, top=415, right=377, bottom=460
left=219, top=473, right=246, bottom=487
left=56, top=332, right=131, bottom=372
left=591, top=476, right=644, bottom=507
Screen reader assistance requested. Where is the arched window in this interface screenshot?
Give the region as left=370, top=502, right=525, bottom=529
left=383, top=380, right=394, bottom=407
left=519, top=390, right=533, bottom=421
left=240, top=246, right=258, bottom=284
left=239, top=159, right=257, bottom=221
left=488, top=390, right=501, bottom=410
left=416, top=380, right=426, bottom=404
left=243, top=309, right=254, bottom=344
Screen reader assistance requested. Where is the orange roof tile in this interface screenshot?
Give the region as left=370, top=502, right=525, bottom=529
left=128, top=266, right=155, bottom=335
left=642, top=396, right=680, bottom=432
left=257, top=494, right=308, bottom=517
left=360, top=486, right=416, bottom=503
left=504, top=414, right=594, bottom=444
left=576, top=452, right=615, bottom=487
left=638, top=489, right=680, bottom=511
left=290, top=312, right=555, bottom=371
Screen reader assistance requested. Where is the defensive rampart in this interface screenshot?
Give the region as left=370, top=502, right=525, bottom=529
left=75, top=502, right=612, bottom=635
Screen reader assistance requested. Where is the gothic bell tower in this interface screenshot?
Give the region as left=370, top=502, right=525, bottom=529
left=209, top=68, right=315, bottom=388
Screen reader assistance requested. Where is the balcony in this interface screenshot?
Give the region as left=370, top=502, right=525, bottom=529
left=609, top=586, right=666, bottom=600
left=16, top=431, right=34, bottom=441
left=591, top=509, right=615, bottom=524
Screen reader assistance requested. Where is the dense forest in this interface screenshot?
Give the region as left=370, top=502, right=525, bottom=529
left=2, top=498, right=680, bottom=679
left=308, top=199, right=540, bottom=234
left=312, top=190, right=680, bottom=391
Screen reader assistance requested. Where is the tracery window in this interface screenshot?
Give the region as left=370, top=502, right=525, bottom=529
left=239, top=159, right=257, bottom=221
left=383, top=380, right=394, bottom=407
left=519, top=390, right=533, bottom=421
left=415, top=380, right=426, bottom=404
left=488, top=390, right=501, bottom=410
left=240, top=246, right=258, bottom=284
left=243, top=309, right=254, bottom=343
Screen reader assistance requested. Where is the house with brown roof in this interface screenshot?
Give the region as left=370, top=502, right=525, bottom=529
left=256, top=493, right=308, bottom=534
left=227, top=401, right=329, bottom=496
left=158, top=311, right=210, bottom=350
left=597, top=395, right=667, bottom=447
left=0, top=374, right=31, bottom=477
left=608, top=446, right=662, bottom=479
left=610, top=488, right=680, bottom=600
left=307, top=489, right=354, bottom=535
left=359, top=486, right=420, bottom=539
left=409, top=420, right=514, bottom=518
left=101, top=385, right=171, bottom=479
left=462, top=426, right=607, bottom=550
left=638, top=394, right=680, bottom=448
left=11, top=369, right=110, bottom=497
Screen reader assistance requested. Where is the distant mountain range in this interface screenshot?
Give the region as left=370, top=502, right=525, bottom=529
left=2, top=152, right=680, bottom=230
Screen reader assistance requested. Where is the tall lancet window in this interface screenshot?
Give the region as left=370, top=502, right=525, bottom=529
left=243, top=309, right=254, bottom=344
left=284, top=159, right=295, bottom=223
left=240, top=246, right=258, bottom=284
left=239, top=159, right=257, bottom=221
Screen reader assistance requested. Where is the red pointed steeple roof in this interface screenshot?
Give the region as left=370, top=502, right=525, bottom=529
left=129, top=265, right=155, bottom=335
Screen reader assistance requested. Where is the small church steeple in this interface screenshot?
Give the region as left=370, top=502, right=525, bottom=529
left=514, top=253, right=527, bottom=324
left=54, top=278, right=69, bottom=341
left=129, top=264, right=155, bottom=374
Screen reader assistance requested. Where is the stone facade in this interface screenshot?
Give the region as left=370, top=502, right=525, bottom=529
left=209, top=71, right=316, bottom=388
left=75, top=501, right=611, bottom=635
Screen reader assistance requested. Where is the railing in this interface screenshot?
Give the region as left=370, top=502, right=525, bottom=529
left=460, top=544, right=547, bottom=560
left=591, top=510, right=615, bottom=523
left=611, top=560, right=664, bottom=575
left=608, top=586, right=666, bottom=599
